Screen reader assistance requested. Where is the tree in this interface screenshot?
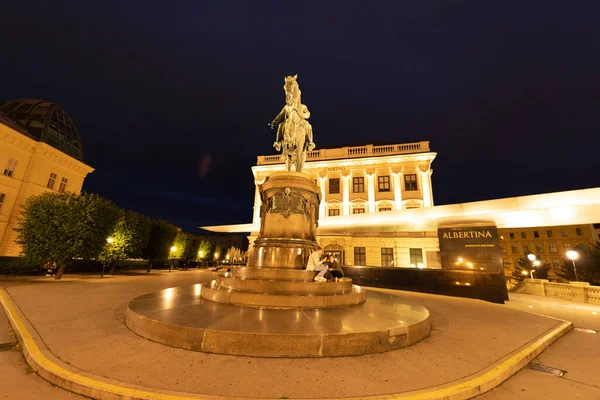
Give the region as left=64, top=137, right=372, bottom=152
left=512, top=256, right=534, bottom=282
left=98, top=210, right=151, bottom=276
left=15, top=192, right=120, bottom=280
left=196, top=240, right=213, bottom=267
left=170, top=231, right=192, bottom=271
left=556, top=242, right=600, bottom=284
left=511, top=252, right=550, bottom=282
left=141, top=219, right=178, bottom=272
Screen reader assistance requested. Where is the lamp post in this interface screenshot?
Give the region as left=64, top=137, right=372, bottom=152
left=169, top=246, right=177, bottom=272
left=566, top=250, right=579, bottom=282
left=101, top=237, right=115, bottom=278
left=526, top=253, right=538, bottom=279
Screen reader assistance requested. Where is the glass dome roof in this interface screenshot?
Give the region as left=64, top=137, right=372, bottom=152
left=0, top=99, right=83, bottom=160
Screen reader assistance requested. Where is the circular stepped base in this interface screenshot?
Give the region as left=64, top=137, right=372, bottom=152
left=204, top=266, right=366, bottom=308
left=215, top=276, right=353, bottom=293
left=125, top=286, right=431, bottom=357
left=201, top=281, right=366, bottom=308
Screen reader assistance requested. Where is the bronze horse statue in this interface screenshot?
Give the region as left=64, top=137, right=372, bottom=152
left=270, top=75, right=314, bottom=172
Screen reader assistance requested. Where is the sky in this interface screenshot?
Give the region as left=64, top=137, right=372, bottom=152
left=3, top=1, right=600, bottom=231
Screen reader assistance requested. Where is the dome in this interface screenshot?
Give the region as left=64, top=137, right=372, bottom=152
left=0, top=99, right=83, bottom=160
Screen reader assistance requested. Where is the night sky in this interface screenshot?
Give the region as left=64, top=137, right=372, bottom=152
left=3, top=1, right=599, bottom=231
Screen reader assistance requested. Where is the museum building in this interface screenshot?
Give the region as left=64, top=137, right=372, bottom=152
left=0, top=99, right=94, bottom=256
left=204, top=141, right=600, bottom=280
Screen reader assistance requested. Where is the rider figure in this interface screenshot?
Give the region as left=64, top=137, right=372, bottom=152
left=270, top=87, right=315, bottom=152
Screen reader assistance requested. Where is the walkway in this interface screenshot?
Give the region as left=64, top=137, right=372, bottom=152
left=0, top=272, right=597, bottom=399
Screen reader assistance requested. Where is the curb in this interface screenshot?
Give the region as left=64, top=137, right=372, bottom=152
left=0, top=288, right=572, bottom=400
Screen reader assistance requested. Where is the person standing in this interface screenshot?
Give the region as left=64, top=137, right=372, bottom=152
left=306, top=247, right=328, bottom=282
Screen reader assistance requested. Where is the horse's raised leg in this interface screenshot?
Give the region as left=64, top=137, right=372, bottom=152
left=296, top=146, right=306, bottom=172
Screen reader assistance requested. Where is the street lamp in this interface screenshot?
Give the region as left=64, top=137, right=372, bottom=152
left=101, top=237, right=115, bottom=278
left=526, top=254, right=538, bottom=279
left=169, top=246, right=177, bottom=272
left=566, top=250, right=579, bottom=281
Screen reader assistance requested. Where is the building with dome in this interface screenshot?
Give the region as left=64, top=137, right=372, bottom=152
left=0, top=99, right=94, bottom=256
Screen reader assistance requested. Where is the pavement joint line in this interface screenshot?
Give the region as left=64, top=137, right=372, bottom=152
left=0, top=287, right=572, bottom=400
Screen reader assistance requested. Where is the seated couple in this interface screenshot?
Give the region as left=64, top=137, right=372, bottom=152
left=306, top=248, right=344, bottom=282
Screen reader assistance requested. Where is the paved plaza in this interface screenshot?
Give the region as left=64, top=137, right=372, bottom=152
left=0, top=270, right=599, bottom=399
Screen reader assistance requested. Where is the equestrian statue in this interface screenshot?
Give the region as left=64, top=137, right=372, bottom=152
left=269, top=74, right=315, bottom=172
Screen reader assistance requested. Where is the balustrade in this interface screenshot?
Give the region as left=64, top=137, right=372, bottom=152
left=523, top=279, right=599, bottom=304
left=256, top=141, right=430, bottom=165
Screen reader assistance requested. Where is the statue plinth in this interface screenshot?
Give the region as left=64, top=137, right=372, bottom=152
left=247, top=171, right=320, bottom=269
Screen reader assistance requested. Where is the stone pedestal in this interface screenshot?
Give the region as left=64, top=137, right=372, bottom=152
left=248, top=171, right=320, bottom=269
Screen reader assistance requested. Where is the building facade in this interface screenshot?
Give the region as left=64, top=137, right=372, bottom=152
left=250, top=141, right=440, bottom=268
left=0, top=99, right=94, bottom=256
left=498, top=224, right=596, bottom=280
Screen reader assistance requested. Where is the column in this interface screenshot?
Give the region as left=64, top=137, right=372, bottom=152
left=342, top=173, right=351, bottom=215
left=318, top=176, right=327, bottom=219
left=419, top=170, right=433, bottom=207
left=367, top=173, right=376, bottom=212
left=429, top=168, right=434, bottom=206
left=392, top=171, right=403, bottom=210
left=252, top=179, right=265, bottom=225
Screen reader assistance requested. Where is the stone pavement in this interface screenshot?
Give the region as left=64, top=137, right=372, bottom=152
left=0, top=271, right=595, bottom=399
left=476, top=293, right=600, bottom=399
left=0, top=280, right=84, bottom=399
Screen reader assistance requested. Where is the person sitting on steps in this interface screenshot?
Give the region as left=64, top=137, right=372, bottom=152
left=306, top=247, right=328, bottom=282
left=325, top=254, right=344, bottom=282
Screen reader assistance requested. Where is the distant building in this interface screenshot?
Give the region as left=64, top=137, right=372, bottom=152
left=0, top=99, right=94, bottom=256
left=498, top=224, right=597, bottom=280
left=251, top=142, right=437, bottom=267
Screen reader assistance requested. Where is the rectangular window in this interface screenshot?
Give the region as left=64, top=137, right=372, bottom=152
left=546, top=230, right=553, bottom=238
left=564, top=244, right=571, bottom=251
left=523, top=245, right=530, bottom=253
left=409, top=248, right=423, bottom=265
left=521, top=232, right=527, bottom=239
left=328, top=208, right=340, bottom=216
left=511, top=245, right=518, bottom=253
left=378, top=175, right=390, bottom=192
left=3, top=158, right=17, bottom=177
left=534, top=231, right=539, bottom=238
left=500, top=246, right=506, bottom=254
left=404, top=174, right=418, bottom=191
left=329, top=178, right=340, bottom=194
left=379, top=207, right=392, bottom=212
left=47, top=173, right=57, bottom=189
left=0, top=193, right=5, bottom=213
left=381, top=247, right=394, bottom=267
left=549, top=244, right=557, bottom=253
left=509, top=232, right=515, bottom=240
left=353, top=177, right=364, bottom=193
left=552, top=259, right=561, bottom=269
left=576, top=228, right=583, bottom=236
left=561, top=229, right=567, bottom=237
left=58, top=177, right=68, bottom=192
left=354, top=247, right=366, bottom=265
left=536, top=244, right=543, bottom=253
left=352, top=208, right=365, bottom=214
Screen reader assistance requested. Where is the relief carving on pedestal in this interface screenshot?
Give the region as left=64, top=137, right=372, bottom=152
left=268, top=187, right=308, bottom=218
